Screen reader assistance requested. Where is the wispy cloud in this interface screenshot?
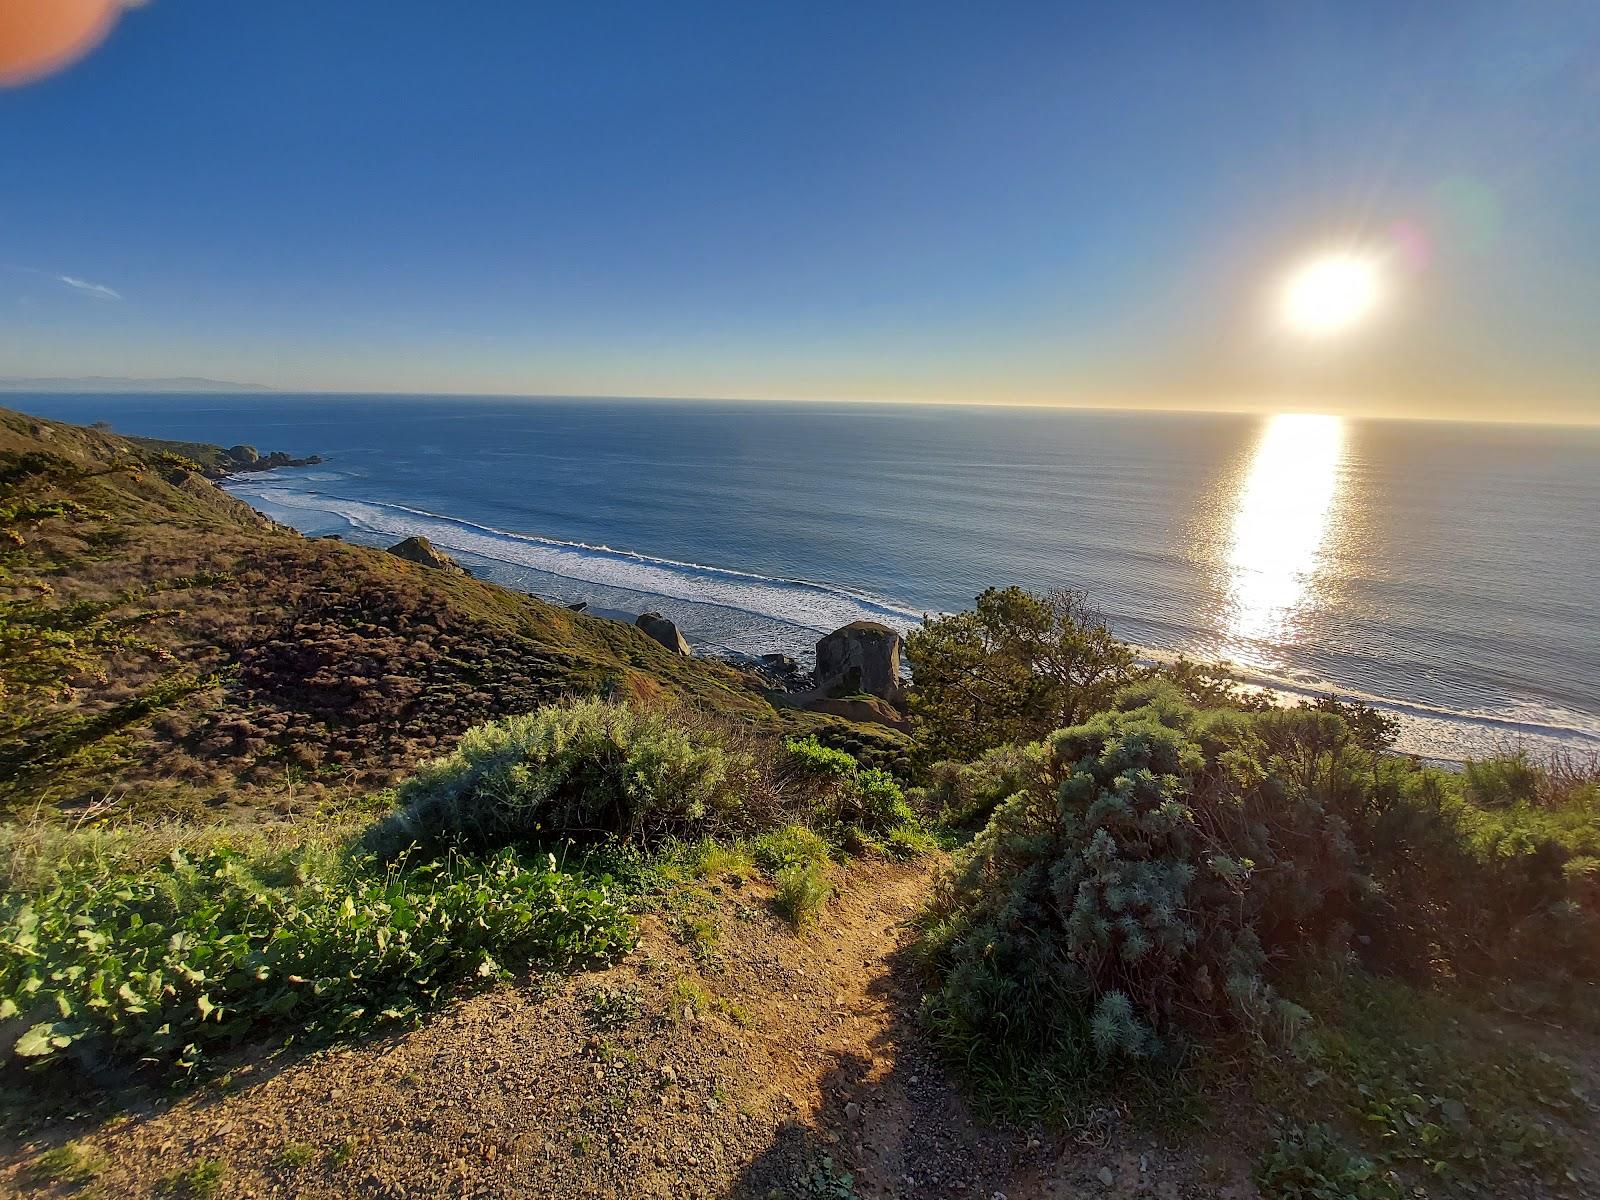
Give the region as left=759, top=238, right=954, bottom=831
left=58, top=274, right=122, bottom=301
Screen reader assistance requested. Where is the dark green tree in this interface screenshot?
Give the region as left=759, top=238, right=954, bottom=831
left=905, top=586, right=1133, bottom=760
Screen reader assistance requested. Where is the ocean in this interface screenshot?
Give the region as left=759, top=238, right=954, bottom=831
left=13, top=393, right=1600, bottom=761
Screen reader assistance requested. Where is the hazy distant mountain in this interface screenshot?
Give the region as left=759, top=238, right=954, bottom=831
left=0, top=376, right=274, bottom=393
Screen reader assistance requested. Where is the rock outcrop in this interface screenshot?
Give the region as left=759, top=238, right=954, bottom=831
left=740, top=652, right=811, bottom=692
left=801, top=694, right=910, bottom=731
left=636, top=611, right=692, bottom=656
left=206, top=446, right=321, bottom=478
left=814, top=621, right=904, bottom=702
left=760, top=653, right=801, bottom=677
left=386, top=536, right=467, bottom=575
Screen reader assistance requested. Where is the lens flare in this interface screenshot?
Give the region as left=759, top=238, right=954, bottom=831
left=1279, top=252, right=1384, bottom=337
left=0, top=0, right=125, bottom=88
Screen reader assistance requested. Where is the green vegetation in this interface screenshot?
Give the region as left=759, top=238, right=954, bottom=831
left=784, top=734, right=918, bottom=839
left=905, top=585, right=1134, bottom=761
left=910, top=740, right=1046, bottom=828
left=368, top=697, right=766, bottom=855
left=23, top=1139, right=107, bottom=1188
left=274, top=1142, right=319, bottom=1169
left=0, top=678, right=936, bottom=1101
left=1253, top=1123, right=1400, bottom=1200
left=0, top=407, right=778, bottom=815
left=2, top=409, right=1594, bottom=1196
left=910, top=634, right=1597, bottom=1191
left=1, top=840, right=632, bottom=1077
left=773, top=859, right=834, bottom=930
left=326, top=1137, right=358, bottom=1169
left=776, top=708, right=915, bottom=777
left=1261, top=972, right=1581, bottom=1187
left=155, top=1157, right=228, bottom=1198
left=751, top=824, right=834, bottom=873
left=670, top=975, right=712, bottom=1022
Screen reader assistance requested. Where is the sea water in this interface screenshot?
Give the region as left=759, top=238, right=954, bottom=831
left=14, top=393, right=1599, bottom=761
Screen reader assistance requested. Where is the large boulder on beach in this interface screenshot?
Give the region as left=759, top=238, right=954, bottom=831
left=636, top=611, right=692, bottom=656
left=815, top=621, right=904, bottom=702
left=386, top=535, right=466, bottom=575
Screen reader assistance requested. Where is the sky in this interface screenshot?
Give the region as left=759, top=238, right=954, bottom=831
left=2, top=1, right=1598, bottom=422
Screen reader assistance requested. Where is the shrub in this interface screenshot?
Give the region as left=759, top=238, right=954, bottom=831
left=784, top=736, right=917, bottom=836
left=922, top=699, right=1330, bottom=1075
left=1463, top=750, right=1544, bottom=808
left=784, top=734, right=860, bottom=780
left=1354, top=749, right=1599, bottom=1004
left=911, top=740, right=1046, bottom=827
left=370, top=698, right=763, bottom=855
left=1296, top=694, right=1399, bottom=752
left=0, top=843, right=633, bottom=1077
left=753, top=824, right=832, bottom=873
left=778, top=712, right=915, bottom=779
left=774, top=860, right=832, bottom=931
left=918, top=690, right=1600, bottom=1102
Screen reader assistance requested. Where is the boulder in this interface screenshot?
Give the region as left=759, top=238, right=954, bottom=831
left=386, top=535, right=466, bottom=575
left=227, top=444, right=260, bottom=464
left=814, top=621, right=904, bottom=702
left=636, top=611, right=691, bottom=656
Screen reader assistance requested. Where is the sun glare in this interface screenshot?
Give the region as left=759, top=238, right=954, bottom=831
left=1222, top=413, right=1346, bottom=664
left=1279, top=252, right=1384, bottom=337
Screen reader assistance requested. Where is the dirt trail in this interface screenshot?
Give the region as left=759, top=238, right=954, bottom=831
left=1, top=860, right=1247, bottom=1199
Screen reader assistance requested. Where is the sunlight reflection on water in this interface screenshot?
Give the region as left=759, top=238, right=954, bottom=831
left=1221, top=413, right=1347, bottom=667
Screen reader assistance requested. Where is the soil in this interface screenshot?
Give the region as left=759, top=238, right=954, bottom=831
left=0, top=860, right=1265, bottom=1200
left=3, top=859, right=1594, bottom=1200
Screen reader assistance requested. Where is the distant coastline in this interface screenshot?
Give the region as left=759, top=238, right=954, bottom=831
left=0, top=376, right=273, bottom=394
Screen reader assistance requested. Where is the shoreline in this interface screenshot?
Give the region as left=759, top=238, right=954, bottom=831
left=216, top=463, right=1600, bottom=766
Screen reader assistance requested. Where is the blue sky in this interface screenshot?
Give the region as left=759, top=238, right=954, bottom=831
left=3, top=1, right=1598, bottom=420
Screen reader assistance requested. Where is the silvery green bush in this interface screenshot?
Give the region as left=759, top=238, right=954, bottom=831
left=370, top=697, right=761, bottom=855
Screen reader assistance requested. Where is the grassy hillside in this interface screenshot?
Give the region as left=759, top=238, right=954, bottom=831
left=0, top=407, right=779, bottom=817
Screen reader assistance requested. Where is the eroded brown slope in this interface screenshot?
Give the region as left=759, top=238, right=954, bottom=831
left=0, top=407, right=773, bottom=816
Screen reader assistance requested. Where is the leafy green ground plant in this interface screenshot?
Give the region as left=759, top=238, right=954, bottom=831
left=1, top=843, right=634, bottom=1078
left=1260, top=972, right=1586, bottom=1193
left=1254, top=1123, right=1401, bottom=1200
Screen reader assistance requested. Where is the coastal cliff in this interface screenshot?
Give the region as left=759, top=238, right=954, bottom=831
left=0, top=407, right=887, bottom=814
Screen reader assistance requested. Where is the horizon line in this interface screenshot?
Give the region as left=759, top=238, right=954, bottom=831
left=2, top=383, right=1595, bottom=429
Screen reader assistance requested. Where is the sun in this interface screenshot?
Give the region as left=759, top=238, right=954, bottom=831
left=1279, top=251, right=1384, bottom=337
